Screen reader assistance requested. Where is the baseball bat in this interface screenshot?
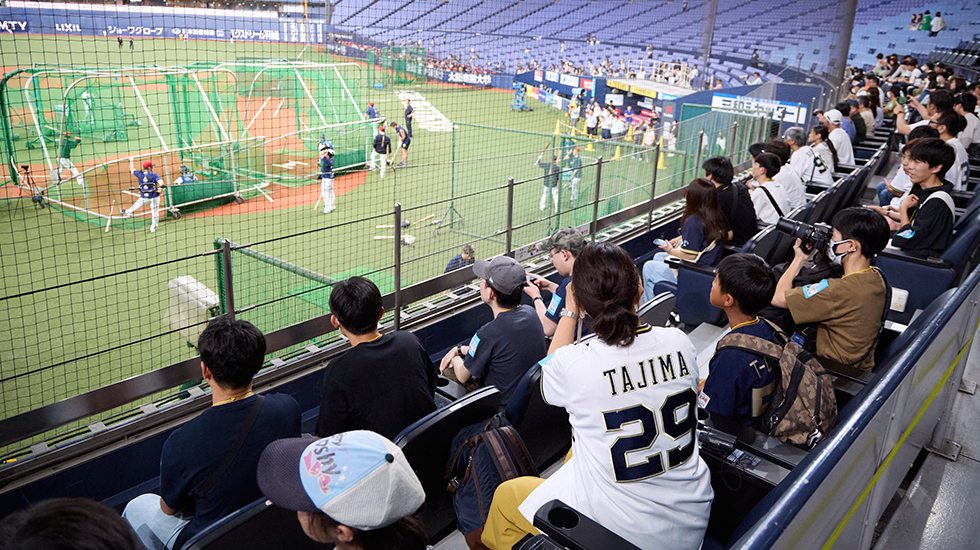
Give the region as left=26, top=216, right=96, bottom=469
left=313, top=194, right=322, bottom=212
left=105, top=200, right=115, bottom=232
left=377, top=224, right=395, bottom=229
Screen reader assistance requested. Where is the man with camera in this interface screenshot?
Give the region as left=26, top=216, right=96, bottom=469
left=771, top=208, right=891, bottom=371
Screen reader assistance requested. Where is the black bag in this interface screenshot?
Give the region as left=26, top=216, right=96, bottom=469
left=758, top=252, right=842, bottom=335
left=445, top=413, right=538, bottom=542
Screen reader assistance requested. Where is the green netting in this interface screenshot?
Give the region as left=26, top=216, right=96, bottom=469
left=369, top=47, right=425, bottom=86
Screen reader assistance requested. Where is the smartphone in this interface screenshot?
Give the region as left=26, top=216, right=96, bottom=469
left=654, top=238, right=669, bottom=247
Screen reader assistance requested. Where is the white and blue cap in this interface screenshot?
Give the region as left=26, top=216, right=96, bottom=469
left=257, top=431, right=425, bottom=530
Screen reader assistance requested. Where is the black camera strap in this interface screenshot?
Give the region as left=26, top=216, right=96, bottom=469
left=190, top=394, right=265, bottom=501
left=760, top=185, right=785, bottom=218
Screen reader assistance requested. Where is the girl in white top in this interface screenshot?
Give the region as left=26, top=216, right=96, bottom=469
left=749, top=153, right=792, bottom=225
left=511, top=242, right=711, bottom=550
left=809, top=125, right=839, bottom=174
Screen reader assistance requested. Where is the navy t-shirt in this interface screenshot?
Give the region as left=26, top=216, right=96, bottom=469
left=543, top=277, right=591, bottom=335
left=700, top=320, right=778, bottom=425
left=133, top=170, right=162, bottom=198
left=161, top=393, right=301, bottom=548
left=679, top=215, right=722, bottom=266
left=320, top=156, right=334, bottom=178
left=463, top=304, right=547, bottom=407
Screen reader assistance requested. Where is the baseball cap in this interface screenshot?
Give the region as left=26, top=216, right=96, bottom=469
left=547, top=227, right=586, bottom=256
left=473, top=256, right=526, bottom=294
left=257, top=431, right=424, bottom=530
left=824, top=109, right=843, bottom=125
left=142, top=161, right=154, bottom=169
left=369, top=102, right=374, bottom=106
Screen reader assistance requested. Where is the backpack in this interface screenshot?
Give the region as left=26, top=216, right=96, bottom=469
left=445, top=413, right=538, bottom=546
left=716, top=319, right=836, bottom=448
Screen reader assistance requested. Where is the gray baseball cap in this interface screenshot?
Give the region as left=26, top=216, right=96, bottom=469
left=473, top=256, right=526, bottom=294
left=546, top=228, right=586, bottom=256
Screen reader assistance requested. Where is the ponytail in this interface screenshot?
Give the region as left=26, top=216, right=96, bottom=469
left=571, top=243, right=642, bottom=347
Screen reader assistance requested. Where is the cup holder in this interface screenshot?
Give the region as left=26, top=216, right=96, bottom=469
left=436, top=376, right=450, bottom=387
left=547, top=506, right=580, bottom=529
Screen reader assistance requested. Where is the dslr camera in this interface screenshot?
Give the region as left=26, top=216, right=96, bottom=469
left=775, top=218, right=832, bottom=254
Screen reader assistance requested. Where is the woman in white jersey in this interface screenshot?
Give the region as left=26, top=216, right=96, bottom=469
left=481, top=242, right=713, bottom=550
left=809, top=125, right=839, bottom=174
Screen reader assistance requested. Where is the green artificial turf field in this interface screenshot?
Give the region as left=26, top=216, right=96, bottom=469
left=0, top=34, right=696, bottom=422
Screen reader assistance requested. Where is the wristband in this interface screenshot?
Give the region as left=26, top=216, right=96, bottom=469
left=533, top=296, right=543, bottom=303
left=456, top=345, right=464, bottom=357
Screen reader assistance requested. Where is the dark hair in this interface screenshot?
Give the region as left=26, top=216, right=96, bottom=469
left=329, top=276, right=383, bottom=335
left=907, top=125, right=941, bottom=142
left=748, top=142, right=766, bottom=159
left=489, top=283, right=524, bottom=309
left=958, top=93, right=978, bottom=113
left=311, top=513, right=428, bottom=550
left=835, top=102, right=851, bottom=116
left=0, top=498, right=141, bottom=550
left=929, top=89, right=954, bottom=111
left=810, top=125, right=839, bottom=168
left=702, top=156, right=733, bottom=185
left=683, top=178, right=728, bottom=243
left=764, top=140, right=791, bottom=165
left=571, top=242, right=641, bottom=347
left=198, top=317, right=267, bottom=389
left=908, top=137, right=956, bottom=180
left=716, top=254, right=776, bottom=316
left=753, top=152, right=781, bottom=179
left=831, top=207, right=891, bottom=259
left=857, top=96, right=870, bottom=108
left=934, top=109, right=966, bottom=136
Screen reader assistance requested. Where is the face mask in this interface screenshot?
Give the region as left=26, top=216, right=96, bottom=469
left=826, top=239, right=851, bottom=266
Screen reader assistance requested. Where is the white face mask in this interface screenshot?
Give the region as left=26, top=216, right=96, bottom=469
left=826, top=238, right=851, bottom=266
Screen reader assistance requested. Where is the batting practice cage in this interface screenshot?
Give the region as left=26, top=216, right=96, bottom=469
left=0, top=62, right=368, bottom=226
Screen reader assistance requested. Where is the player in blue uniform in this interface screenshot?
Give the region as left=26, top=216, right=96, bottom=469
left=173, top=165, right=198, bottom=185
left=318, top=143, right=335, bottom=214
left=391, top=121, right=410, bottom=167
left=122, top=160, right=165, bottom=233
left=366, top=101, right=380, bottom=135
left=404, top=99, right=414, bottom=138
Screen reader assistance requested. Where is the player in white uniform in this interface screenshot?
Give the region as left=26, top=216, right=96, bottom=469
left=785, top=127, right=834, bottom=187
left=482, top=242, right=713, bottom=550
left=173, top=165, right=198, bottom=185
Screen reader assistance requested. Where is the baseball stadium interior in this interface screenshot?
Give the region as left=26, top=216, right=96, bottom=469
left=2, top=0, right=980, bottom=549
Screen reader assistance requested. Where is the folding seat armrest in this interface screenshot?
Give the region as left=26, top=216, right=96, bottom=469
left=665, top=256, right=717, bottom=276
left=876, top=248, right=951, bottom=269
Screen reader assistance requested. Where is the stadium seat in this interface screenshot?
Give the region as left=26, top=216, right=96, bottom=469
left=181, top=498, right=321, bottom=550
left=876, top=207, right=980, bottom=324
left=656, top=257, right=724, bottom=327
left=505, top=363, right=572, bottom=469
left=394, top=386, right=503, bottom=542
left=638, top=292, right=676, bottom=327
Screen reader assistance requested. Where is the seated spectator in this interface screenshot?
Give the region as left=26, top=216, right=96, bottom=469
left=745, top=72, right=762, bottom=85
left=481, top=242, right=713, bottom=550
left=642, top=178, right=727, bottom=303
left=764, top=139, right=806, bottom=209
left=873, top=127, right=941, bottom=208
left=891, top=138, right=956, bottom=257
left=525, top=228, right=586, bottom=337
left=835, top=102, right=858, bottom=143
left=315, top=277, right=437, bottom=440
left=439, top=256, right=546, bottom=407
left=809, top=125, right=839, bottom=173
left=445, top=243, right=475, bottom=274
left=930, top=109, right=970, bottom=191
left=748, top=153, right=792, bottom=225
left=123, top=318, right=302, bottom=550
left=701, top=254, right=778, bottom=425
left=954, top=93, right=979, bottom=150
left=703, top=156, right=756, bottom=247
left=898, top=89, right=953, bottom=136
left=846, top=100, right=867, bottom=143
left=785, top=127, right=834, bottom=187
left=857, top=96, right=877, bottom=137
left=0, top=498, right=141, bottom=550
left=257, top=431, right=427, bottom=550
left=772, top=208, right=890, bottom=371
left=822, top=109, right=855, bottom=164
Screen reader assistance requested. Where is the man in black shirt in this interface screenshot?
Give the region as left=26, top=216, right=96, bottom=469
left=404, top=99, right=414, bottom=138
left=316, top=277, right=437, bottom=439
left=891, top=138, right=956, bottom=257
left=703, top=156, right=757, bottom=247
left=440, top=256, right=546, bottom=407
left=370, top=126, right=392, bottom=178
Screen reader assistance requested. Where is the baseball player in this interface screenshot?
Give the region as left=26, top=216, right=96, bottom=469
left=173, top=165, right=198, bottom=185
left=122, top=160, right=165, bottom=233
left=404, top=99, right=414, bottom=138
left=564, top=146, right=582, bottom=205
left=318, top=142, right=336, bottom=214
left=366, top=101, right=380, bottom=135
left=318, top=134, right=333, bottom=152
left=370, top=126, right=392, bottom=178
left=537, top=154, right=561, bottom=212
left=391, top=121, right=410, bottom=167
left=51, top=132, right=84, bottom=187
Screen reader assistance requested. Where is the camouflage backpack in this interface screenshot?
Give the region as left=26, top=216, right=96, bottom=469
left=716, top=318, right=836, bottom=448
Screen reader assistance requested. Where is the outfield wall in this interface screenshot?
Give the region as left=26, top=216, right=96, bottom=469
left=0, top=1, right=327, bottom=43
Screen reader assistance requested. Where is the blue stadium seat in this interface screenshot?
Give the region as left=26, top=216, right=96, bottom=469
left=505, top=363, right=571, bottom=469
left=394, top=386, right=503, bottom=542
left=181, top=498, right=321, bottom=550
left=876, top=207, right=980, bottom=324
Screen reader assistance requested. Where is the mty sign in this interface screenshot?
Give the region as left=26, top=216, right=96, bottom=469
left=0, top=21, right=28, bottom=32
